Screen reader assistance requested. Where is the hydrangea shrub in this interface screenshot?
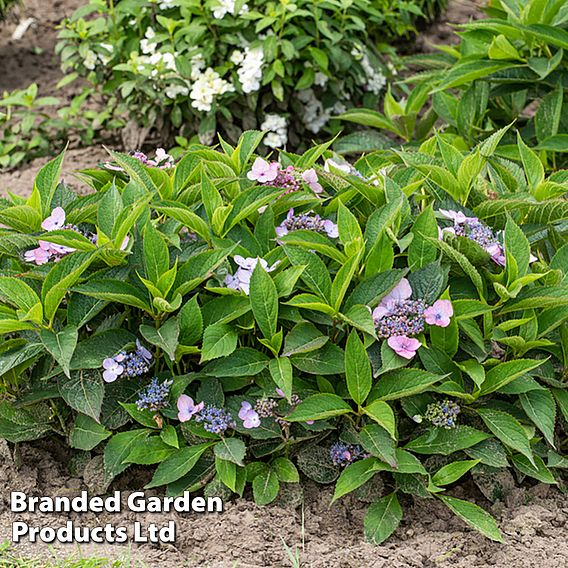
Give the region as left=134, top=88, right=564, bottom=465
left=56, top=0, right=446, bottom=150
left=0, top=129, right=567, bottom=543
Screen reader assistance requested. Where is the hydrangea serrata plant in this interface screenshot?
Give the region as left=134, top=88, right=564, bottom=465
left=0, top=129, right=567, bottom=545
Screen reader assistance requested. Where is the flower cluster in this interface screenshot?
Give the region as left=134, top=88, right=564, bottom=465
left=260, top=114, right=288, bottom=148
left=190, top=67, right=234, bottom=112
left=132, top=148, right=175, bottom=169
left=239, top=401, right=261, bottom=428
left=372, top=278, right=453, bottom=359
left=247, top=158, right=323, bottom=196
left=211, top=0, right=249, bottom=20
left=234, top=47, right=264, bottom=94
left=425, top=399, right=460, bottom=429
left=439, top=209, right=537, bottom=267
left=351, top=45, right=386, bottom=95
left=275, top=209, right=338, bottom=238
left=136, top=377, right=173, bottom=411
left=24, top=207, right=80, bottom=265
left=224, top=255, right=280, bottom=295
left=102, top=340, right=153, bottom=383
left=195, top=405, right=237, bottom=434
left=330, top=442, right=368, bottom=467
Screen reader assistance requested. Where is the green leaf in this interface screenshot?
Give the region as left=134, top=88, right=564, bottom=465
left=59, top=370, right=105, bottom=423
left=33, top=150, right=65, bottom=217
left=269, top=357, right=293, bottom=402
left=146, top=443, right=214, bottom=488
left=372, top=369, right=444, bottom=401
left=408, top=206, right=438, bottom=270
left=290, top=343, right=345, bottom=375
left=252, top=468, right=280, bottom=505
left=286, top=393, right=352, bottom=422
left=119, top=403, right=159, bottom=429
left=438, top=495, right=503, bottom=542
left=40, top=325, right=78, bottom=377
left=153, top=201, right=211, bottom=242
left=476, top=408, right=534, bottom=466
left=432, top=460, right=480, bottom=486
left=338, top=201, right=363, bottom=256
left=201, top=323, right=238, bottom=362
left=519, top=389, right=556, bottom=448
left=69, top=414, right=111, bottom=451
left=204, top=348, right=269, bottom=377
left=160, top=425, right=179, bottom=448
left=97, top=183, right=123, bottom=237
left=504, top=216, right=530, bottom=279
left=511, top=454, right=557, bottom=484
left=359, top=424, right=398, bottom=468
left=345, top=331, right=372, bottom=406
left=104, top=429, right=151, bottom=479
left=125, top=437, right=176, bottom=465
left=143, top=224, right=169, bottom=284
left=405, top=426, right=490, bottom=455
left=42, top=252, right=97, bottom=323
left=332, top=458, right=378, bottom=502
left=272, top=457, right=299, bottom=483
left=364, top=493, right=403, bottom=545
left=179, top=296, right=203, bottom=345
left=140, top=319, right=179, bottom=361
left=250, top=262, right=278, bottom=339
left=282, top=322, right=328, bottom=357
left=479, top=359, right=544, bottom=395
left=363, top=400, right=396, bottom=440
left=214, top=438, right=246, bottom=466
left=283, top=245, right=332, bottom=302
left=0, top=277, right=41, bottom=316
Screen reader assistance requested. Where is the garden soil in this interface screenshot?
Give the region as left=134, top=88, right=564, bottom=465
left=1, top=442, right=568, bottom=568
left=3, top=1, right=567, bottom=567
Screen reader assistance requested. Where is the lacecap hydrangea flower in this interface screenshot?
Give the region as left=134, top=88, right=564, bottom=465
left=177, top=395, right=204, bottom=422
left=425, top=399, right=461, bottom=429
left=275, top=208, right=338, bottom=238
left=330, top=442, right=369, bottom=467
left=102, top=340, right=153, bottom=383
left=224, top=255, right=280, bottom=295
left=372, top=278, right=454, bottom=360
left=195, top=405, right=236, bottom=434
left=136, top=377, right=173, bottom=411
left=238, top=401, right=261, bottom=429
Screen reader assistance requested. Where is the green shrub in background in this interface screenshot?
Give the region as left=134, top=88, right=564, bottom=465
left=56, top=0, right=447, bottom=152
left=0, top=127, right=567, bottom=543
left=338, top=0, right=568, bottom=167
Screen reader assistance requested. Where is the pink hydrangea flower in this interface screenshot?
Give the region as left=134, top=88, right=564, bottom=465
left=41, top=207, right=66, bottom=231
left=372, top=278, right=413, bottom=321
left=424, top=300, right=453, bottom=327
left=387, top=335, right=421, bottom=359
left=247, top=158, right=279, bottom=183
left=177, top=395, right=204, bottom=422
left=23, top=241, right=51, bottom=265
left=238, top=401, right=260, bottom=429
left=102, top=357, right=124, bottom=383
left=301, top=168, right=323, bottom=193
left=438, top=209, right=475, bottom=225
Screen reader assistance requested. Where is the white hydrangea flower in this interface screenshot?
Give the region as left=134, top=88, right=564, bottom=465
left=165, top=83, right=190, bottom=99
left=159, top=0, right=175, bottom=8
left=237, top=47, right=264, bottom=93
left=261, top=114, right=288, bottom=148
left=351, top=45, right=386, bottom=95
left=98, top=43, right=114, bottom=65
left=190, top=54, right=206, bottom=80
left=298, top=89, right=329, bottom=134
left=230, top=50, right=244, bottom=65
left=84, top=50, right=97, bottom=70
left=314, top=72, right=328, bottom=87
left=212, top=0, right=248, bottom=19
left=190, top=68, right=234, bottom=112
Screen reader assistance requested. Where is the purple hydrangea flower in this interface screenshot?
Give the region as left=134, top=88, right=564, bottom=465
left=195, top=405, right=236, bottom=434
left=177, top=395, right=205, bottom=422
left=102, top=357, right=125, bottom=383
left=41, top=207, right=66, bottom=231
left=136, top=377, right=173, bottom=411
left=238, top=401, right=261, bottom=429
left=275, top=208, right=338, bottom=238
left=425, top=399, right=460, bottom=429
left=224, top=255, right=280, bottom=295
left=330, top=442, right=368, bottom=467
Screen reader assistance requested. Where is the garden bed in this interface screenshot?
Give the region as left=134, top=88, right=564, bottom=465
left=1, top=441, right=567, bottom=568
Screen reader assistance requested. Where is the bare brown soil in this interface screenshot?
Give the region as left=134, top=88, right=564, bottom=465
left=1, top=442, right=567, bottom=568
